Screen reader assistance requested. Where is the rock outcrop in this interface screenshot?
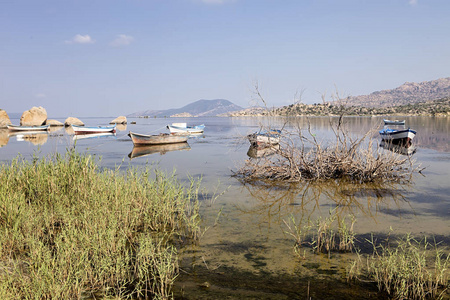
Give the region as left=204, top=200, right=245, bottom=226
left=110, top=116, right=127, bottom=124
left=0, top=110, right=12, bottom=128
left=64, top=117, right=84, bottom=126
left=345, top=77, right=450, bottom=108
left=20, top=106, right=47, bottom=126
left=46, top=119, right=64, bottom=126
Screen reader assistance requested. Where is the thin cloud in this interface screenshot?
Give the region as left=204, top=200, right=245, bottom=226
left=65, top=34, right=95, bottom=44
left=110, top=34, right=134, bottom=47
left=35, top=93, right=47, bottom=99
left=198, top=0, right=236, bottom=4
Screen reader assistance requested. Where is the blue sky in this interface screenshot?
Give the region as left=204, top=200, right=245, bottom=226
left=1, top=0, right=449, bottom=117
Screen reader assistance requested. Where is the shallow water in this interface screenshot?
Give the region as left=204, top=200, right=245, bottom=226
left=1, top=116, right=449, bottom=299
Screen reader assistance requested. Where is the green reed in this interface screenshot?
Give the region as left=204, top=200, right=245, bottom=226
left=0, top=150, right=201, bottom=299
left=284, top=211, right=356, bottom=258
left=349, top=234, right=450, bottom=299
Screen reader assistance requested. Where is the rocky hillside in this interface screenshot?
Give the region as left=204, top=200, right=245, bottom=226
left=129, top=99, right=243, bottom=117
left=273, top=97, right=450, bottom=117
left=344, top=77, right=450, bottom=107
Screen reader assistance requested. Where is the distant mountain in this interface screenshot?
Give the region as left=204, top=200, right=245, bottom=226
left=344, top=77, right=450, bottom=107
left=128, top=99, right=243, bottom=117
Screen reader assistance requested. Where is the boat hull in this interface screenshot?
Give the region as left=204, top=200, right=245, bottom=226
left=129, top=132, right=189, bottom=145
left=248, top=129, right=281, bottom=147
left=379, top=128, right=416, bottom=146
left=72, top=125, right=116, bottom=134
left=7, top=125, right=50, bottom=132
left=167, top=124, right=205, bottom=134
left=383, top=119, right=405, bottom=125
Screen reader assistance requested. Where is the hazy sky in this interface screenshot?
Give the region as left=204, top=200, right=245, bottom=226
left=1, top=0, right=449, bottom=117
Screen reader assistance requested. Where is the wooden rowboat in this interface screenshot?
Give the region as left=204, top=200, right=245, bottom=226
left=72, top=125, right=116, bottom=135
left=7, top=124, right=50, bottom=132
left=128, top=131, right=189, bottom=145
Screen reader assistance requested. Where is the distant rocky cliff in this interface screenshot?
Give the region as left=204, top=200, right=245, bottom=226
left=129, top=99, right=243, bottom=117
left=345, top=77, right=450, bottom=107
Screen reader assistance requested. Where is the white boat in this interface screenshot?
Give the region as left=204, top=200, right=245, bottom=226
left=383, top=119, right=405, bottom=125
left=167, top=123, right=205, bottom=134
left=7, top=124, right=50, bottom=132
left=128, top=131, right=189, bottom=145
left=72, top=125, right=116, bottom=135
left=379, top=128, right=416, bottom=146
left=248, top=129, right=281, bottom=147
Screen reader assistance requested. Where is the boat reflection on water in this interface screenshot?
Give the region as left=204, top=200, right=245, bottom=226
left=247, top=144, right=280, bottom=158
left=73, top=132, right=117, bottom=141
left=128, top=142, right=191, bottom=159
left=9, top=131, right=49, bottom=145
left=380, top=140, right=416, bottom=156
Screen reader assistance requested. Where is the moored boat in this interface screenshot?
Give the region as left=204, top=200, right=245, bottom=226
left=248, top=129, right=281, bottom=147
left=128, top=131, right=189, bottom=145
left=167, top=123, right=205, bottom=134
left=7, top=124, right=50, bottom=132
left=383, top=119, right=405, bottom=125
left=379, top=128, right=416, bottom=146
left=72, top=125, right=116, bottom=135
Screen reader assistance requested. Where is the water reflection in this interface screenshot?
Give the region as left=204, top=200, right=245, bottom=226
left=128, top=142, right=191, bottom=159
left=0, top=129, right=9, bottom=147
left=234, top=179, right=411, bottom=228
left=72, top=132, right=117, bottom=141
left=7, top=130, right=49, bottom=145
left=116, top=124, right=127, bottom=131
left=246, top=144, right=280, bottom=158
left=380, top=140, right=416, bottom=156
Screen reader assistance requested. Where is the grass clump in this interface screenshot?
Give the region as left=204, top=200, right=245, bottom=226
left=284, top=211, right=356, bottom=259
left=348, top=234, right=450, bottom=299
left=0, top=150, right=201, bottom=299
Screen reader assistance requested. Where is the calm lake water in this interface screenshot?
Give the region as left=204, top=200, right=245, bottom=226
left=1, top=116, right=449, bottom=299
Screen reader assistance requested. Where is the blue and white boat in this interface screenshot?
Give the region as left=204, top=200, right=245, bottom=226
left=248, top=129, right=281, bottom=147
left=379, top=128, right=416, bottom=146
left=167, top=123, right=205, bottom=134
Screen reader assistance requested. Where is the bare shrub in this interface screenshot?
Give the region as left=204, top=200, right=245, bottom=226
left=235, top=84, right=418, bottom=186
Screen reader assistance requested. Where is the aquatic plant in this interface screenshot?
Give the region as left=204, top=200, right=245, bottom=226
left=348, top=234, right=450, bottom=299
left=0, top=150, right=201, bottom=299
left=284, top=211, right=356, bottom=259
